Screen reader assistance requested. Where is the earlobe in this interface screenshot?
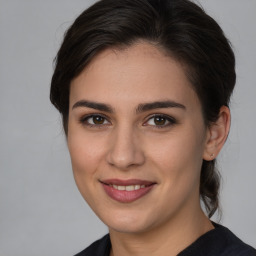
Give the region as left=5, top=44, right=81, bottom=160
left=203, top=106, right=231, bottom=161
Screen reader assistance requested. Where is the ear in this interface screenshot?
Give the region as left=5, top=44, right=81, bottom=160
left=203, top=106, right=231, bottom=161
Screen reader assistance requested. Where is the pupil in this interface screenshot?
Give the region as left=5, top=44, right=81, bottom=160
left=154, top=116, right=165, bottom=125
left=93, top=116, right=104, bottom=124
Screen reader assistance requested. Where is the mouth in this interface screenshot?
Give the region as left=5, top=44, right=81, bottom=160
left=100, top=179, right=156, bottom=203
left=109, top=184, right=148, bottom=191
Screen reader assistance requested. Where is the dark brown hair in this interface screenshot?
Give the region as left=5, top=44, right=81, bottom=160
left=50, top=0, right=236, bottom=217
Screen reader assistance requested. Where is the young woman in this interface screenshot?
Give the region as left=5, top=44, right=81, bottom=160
left=50, top=0, right=256, bottom=255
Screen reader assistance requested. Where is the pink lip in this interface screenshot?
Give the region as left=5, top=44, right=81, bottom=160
left=101, top=179, right=156, bottom=203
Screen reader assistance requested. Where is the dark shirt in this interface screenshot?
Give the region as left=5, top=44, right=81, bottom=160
left=75, top=223, right=256, bottom=256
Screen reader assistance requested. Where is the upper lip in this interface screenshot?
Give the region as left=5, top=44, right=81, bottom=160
left=100, top=179, right=156, bottom=186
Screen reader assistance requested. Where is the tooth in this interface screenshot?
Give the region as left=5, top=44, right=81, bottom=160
left=112, top=184, right=148, bottom=191
left=125, top=185, right=135, bottom=191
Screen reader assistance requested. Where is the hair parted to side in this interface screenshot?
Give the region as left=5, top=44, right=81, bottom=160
left=50, top=0, right=236, bottom=218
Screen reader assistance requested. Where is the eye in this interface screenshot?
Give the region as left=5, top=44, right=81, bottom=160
left=144, top=115, right=176, bottom=128
left=80, top=114, right=110, bottom=126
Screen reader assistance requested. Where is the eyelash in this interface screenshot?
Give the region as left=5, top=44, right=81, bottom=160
left=143, top=114, right=177, bottom=128
left=79, top=114, right=177, bottom=129
left=79, top=114, right=111, bottom=128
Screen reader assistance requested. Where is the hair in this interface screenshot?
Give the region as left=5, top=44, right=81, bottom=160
left=50, top=0, right=236, bottom=218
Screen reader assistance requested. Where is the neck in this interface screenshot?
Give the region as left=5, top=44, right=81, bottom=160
left=109, top=207, right=214, bottom=256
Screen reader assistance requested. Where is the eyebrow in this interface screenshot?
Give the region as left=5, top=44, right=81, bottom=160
left=136, top=100, right=186, bottom=113
left=72, top=100, right=113, bottom=113
left=72, top=99, right=186, bottom=113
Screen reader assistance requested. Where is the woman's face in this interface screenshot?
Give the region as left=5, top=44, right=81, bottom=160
left=68, top=42, right=210, bottom=234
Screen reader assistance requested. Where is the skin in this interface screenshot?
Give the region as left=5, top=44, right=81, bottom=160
left=67, top=42, right=230, bottom=256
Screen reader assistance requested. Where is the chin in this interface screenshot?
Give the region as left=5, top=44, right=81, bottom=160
left=108, top=222, right=150, bottom=234
left=100, top=210, right=157, bottom=234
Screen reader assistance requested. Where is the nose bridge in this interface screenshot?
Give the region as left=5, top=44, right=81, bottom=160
left=106, top=123, right=144, bottom=169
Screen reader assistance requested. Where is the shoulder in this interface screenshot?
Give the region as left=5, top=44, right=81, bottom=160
left=179, top=223, right=256, bottom=256
left=74, top=234, right=111, bottom=256
left=210, top=223, right=256, bottom=256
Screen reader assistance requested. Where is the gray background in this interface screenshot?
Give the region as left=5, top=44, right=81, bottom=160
left=0, top=0, right=255, bottom=255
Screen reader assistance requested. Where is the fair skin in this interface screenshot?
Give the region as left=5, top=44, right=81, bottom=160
left=67, top=42, right=230, bottom=256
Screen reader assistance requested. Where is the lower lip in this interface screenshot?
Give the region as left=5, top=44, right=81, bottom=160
left=102, top=184, right=154, bottom=203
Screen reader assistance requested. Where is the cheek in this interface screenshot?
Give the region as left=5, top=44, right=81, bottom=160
left=149, top=131, right=205, bottom=212
left=67, top=131, right=108, bottom=209
left=67, top=128, right=108, bottom=196
left=146, top=126, right=205, bottom=185
left=151, top=130, right=203, bottom=165
left=68, top=129, right=105, bottom=171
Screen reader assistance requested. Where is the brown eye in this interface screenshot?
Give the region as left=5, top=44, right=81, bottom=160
left=81, top=115, right=110, bottom=126
left=154, top=116, right=166, bottom=126
left=144, top=114, right=176, bottom=128
left=92, top=115, right=105, bottom=124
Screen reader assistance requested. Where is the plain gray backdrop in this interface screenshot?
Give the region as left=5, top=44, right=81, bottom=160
left=0, top=0, right=255, bottom=255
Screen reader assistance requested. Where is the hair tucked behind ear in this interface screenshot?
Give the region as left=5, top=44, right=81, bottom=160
left=200, top=160, right=220, bottom=218
left=50, top=0, right=236, bottom=217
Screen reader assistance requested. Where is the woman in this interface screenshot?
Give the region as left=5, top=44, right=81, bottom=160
left=50, top=0, right=256, bottom=255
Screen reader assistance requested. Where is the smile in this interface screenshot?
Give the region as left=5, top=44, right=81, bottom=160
left=112, top=184, right=146, bottom=191
left=101, top=179, right=156, bottom=203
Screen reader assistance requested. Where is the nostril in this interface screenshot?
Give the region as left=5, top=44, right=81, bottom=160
left=106, top=130, right=145, bottom=168
left=106, top=148, right=144, bottom=169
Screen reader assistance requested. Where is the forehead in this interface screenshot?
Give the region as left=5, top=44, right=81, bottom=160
left=70, top=42, right=200, bottom=111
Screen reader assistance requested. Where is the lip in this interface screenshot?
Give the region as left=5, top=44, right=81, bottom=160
left=100, top=179, right=156, bottom=203
left=102, top=179, right=154, bottom=186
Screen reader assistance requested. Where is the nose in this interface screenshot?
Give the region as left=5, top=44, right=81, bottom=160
left=106, top=125, right=145, bottom=170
